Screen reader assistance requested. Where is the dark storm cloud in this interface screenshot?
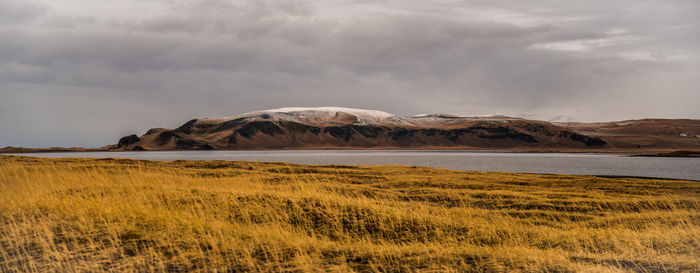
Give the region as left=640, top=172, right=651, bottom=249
left=1, top=0, right=699, bottom=147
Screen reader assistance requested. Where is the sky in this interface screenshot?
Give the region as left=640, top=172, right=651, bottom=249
left=1, top=0, right=699, bottom=147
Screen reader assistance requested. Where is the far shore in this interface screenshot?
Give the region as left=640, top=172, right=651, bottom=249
left=2, top=146, right=699, bottom=157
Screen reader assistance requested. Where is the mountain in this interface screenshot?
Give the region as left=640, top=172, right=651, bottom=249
left=554, top=119, right=700, bottom=150
left=109, top=107, right=618, bottom=151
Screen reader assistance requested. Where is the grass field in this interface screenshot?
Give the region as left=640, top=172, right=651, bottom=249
left=0, top=155, right=698, bottom=272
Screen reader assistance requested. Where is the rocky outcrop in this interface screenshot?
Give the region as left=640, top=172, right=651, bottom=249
left=558, top=131, right=606, bottom=148
left=116, top=135, right=140, bottom=148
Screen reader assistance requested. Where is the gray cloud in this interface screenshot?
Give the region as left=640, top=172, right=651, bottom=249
left=0, top=0, right=45, bottom=24
left=1, top=0, right=699, bottom=147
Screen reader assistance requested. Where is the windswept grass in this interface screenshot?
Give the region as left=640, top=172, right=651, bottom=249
left=0, top=155, right=698, bottom=272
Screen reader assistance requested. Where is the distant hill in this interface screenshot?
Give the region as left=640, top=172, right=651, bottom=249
left=107, top=107, right=653, bottom=151
left=554, top=119, right=700, bottom=150
left=3, top=107, right=699, bottom=154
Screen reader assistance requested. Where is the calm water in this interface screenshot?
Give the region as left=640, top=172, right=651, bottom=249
left=9, top=150, right=700, bottom=181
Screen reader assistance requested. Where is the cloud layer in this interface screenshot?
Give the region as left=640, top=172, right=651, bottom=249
left=1, top=0, right=699, bottom=147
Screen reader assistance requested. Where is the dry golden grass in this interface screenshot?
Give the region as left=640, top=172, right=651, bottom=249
left=0, top=155, right=698, bottom=272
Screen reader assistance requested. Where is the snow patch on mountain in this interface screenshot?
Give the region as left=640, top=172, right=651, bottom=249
left=269, top=107, right=396, bottom=119
left=200, top=107, right=403, bottom=126
left=198, top=107, right=518, bottom=127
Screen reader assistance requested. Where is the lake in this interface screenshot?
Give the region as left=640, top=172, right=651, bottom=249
left=9, top=150, right=700, bottom=181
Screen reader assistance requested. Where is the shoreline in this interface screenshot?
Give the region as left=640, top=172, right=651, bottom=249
left=2, top=146, right=699, bottom=157
left=2, top=153, right=698, bottom=182
left=1, top=153, right=698, bottom=183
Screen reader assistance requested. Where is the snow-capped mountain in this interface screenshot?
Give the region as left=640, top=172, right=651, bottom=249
left=111, top=107, right=612, bottom=151
left=197, top=107, right=519, bottom=128
left=199, top=107, right=407, bottom=126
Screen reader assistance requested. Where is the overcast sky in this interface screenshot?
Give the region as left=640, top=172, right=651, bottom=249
left=1, top=0, right=699, bottom=147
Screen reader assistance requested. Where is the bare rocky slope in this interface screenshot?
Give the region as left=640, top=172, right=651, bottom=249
left=109, top=107, right=617, bottom=151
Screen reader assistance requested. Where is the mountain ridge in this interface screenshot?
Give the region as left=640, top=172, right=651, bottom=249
left=3, top=107, right=698, bottom=154
left=109, top=107, right=616, bottom=151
